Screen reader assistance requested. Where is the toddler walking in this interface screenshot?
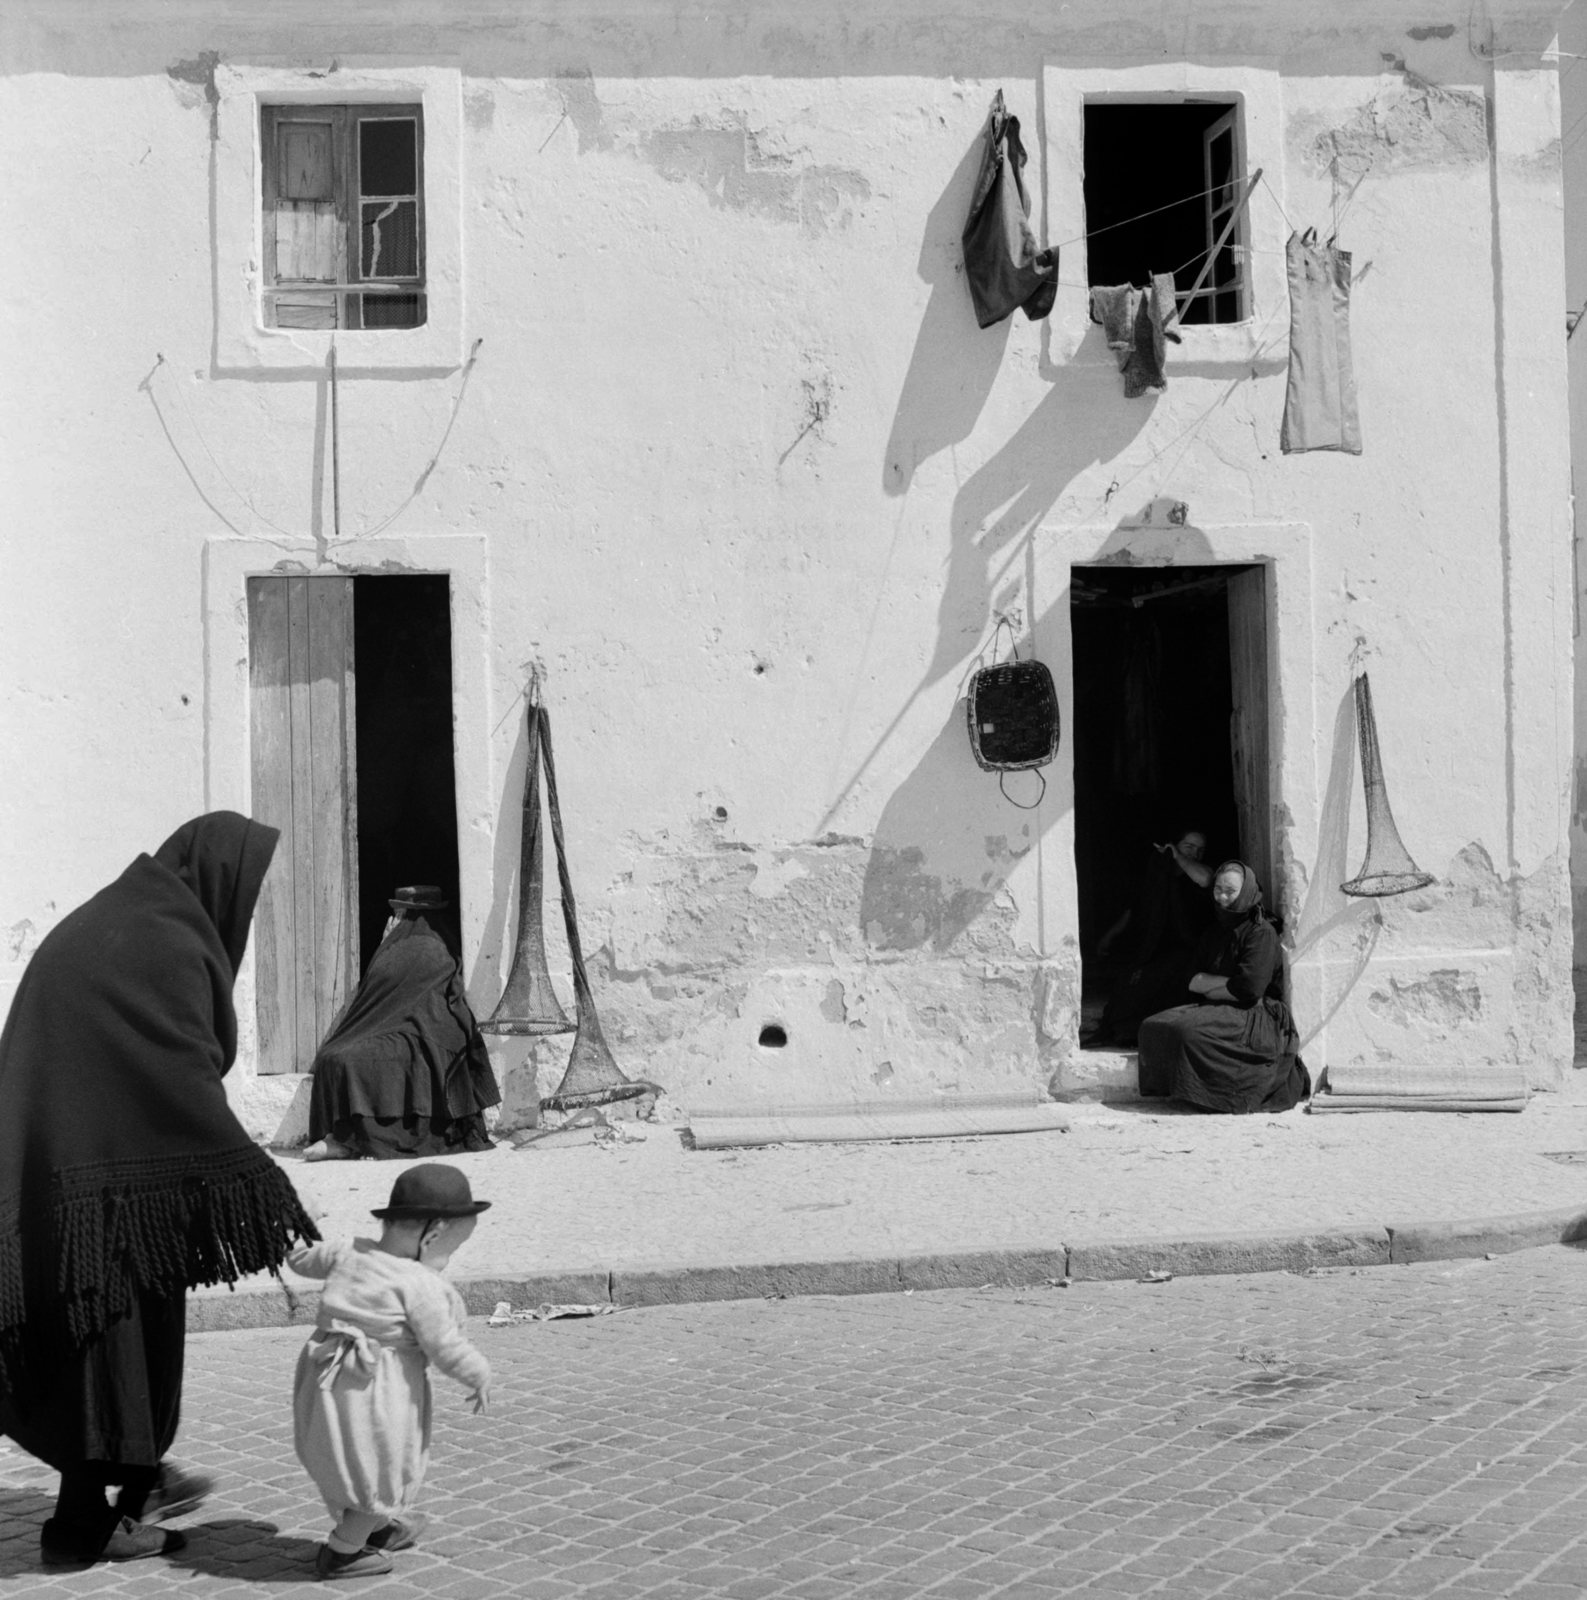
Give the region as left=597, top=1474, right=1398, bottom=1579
left=287, top=1164, right=492, bottom=1580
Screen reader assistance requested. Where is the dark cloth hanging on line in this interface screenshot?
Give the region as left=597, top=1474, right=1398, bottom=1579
left=1090, top=274, right=1182, bottom=397
left=962, top=90, right=1058, bottom=328
left=1280, top=229, right=1361, bottom=455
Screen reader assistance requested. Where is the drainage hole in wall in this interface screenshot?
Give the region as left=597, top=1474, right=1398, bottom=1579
left=714, top=805, right=729, bottom=820
left=758, top=1024, right=788, bottom=1049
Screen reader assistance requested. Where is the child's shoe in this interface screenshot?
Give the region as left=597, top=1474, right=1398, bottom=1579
left=315, top=1543, right=394, bottom=1580
left=367, top=1516, right=420, bottom=1552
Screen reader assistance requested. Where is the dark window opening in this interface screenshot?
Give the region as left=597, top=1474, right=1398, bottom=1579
left=1071, top=565, right=1264, bottom=1046
left=261, top=103, right=427, bottom=332
left=353, top=575, right=459, bottom=971
left=1083, top=102, right=1245, bottom=326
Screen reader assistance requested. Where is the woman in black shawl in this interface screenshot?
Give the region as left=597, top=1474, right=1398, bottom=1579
left=0, top=812, right=319, bottom=1565
left=303, top=885, right=499, bottom=1161
left=1136, top=860, right=1310, bottom=1113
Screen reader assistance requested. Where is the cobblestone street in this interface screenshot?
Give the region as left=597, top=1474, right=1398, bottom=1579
left=7, top=1246, right=1587, bottom=1597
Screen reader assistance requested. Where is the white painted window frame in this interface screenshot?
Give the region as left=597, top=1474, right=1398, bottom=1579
left=214, top=59, right=464, bottom=371
left=1041, top=61, right=1288, bottom=367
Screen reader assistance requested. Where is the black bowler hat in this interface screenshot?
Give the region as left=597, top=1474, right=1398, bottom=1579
left=389, top=884, right=449, bottom=913
left=371, top=1163, right=491, bottom=1220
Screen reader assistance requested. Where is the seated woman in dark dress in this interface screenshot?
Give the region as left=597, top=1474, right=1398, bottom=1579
left=1090, top=829, right=1213, bottom=1046
left=302, top=886, right=500, bottom=1161
left=1136, top=860, right=1310, bottom=1113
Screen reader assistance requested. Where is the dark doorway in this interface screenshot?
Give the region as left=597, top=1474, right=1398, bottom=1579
left=1071, top=564, right=1266, bottom=1040
left=352, top=575, right=459, bottom=971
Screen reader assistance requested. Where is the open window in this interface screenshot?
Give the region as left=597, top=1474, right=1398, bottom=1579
left=261, top=104, right=426, bottom=331
left=1083, top=100, right=1247, bottom=326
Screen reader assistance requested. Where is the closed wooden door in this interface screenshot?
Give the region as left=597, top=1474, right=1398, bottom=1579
left=248, top=576, right=360, bottom=1073
left=1226, top=566, right=1274, bottom=909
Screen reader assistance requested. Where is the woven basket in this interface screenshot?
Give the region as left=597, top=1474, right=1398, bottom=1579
left=966, top=659, right=1060, bottom=772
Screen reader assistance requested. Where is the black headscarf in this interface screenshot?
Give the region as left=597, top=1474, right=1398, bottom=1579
left=1212, top=860, right=1264, bottom=928
left=0, top=811, right=318, bottom=1372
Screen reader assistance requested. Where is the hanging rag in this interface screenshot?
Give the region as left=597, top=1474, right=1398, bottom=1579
left=1280, top=229, right=1361, bottom=455
left=1090, top=274, right=1181, bottom=397
left=962, top=90, right=1058, bottom=328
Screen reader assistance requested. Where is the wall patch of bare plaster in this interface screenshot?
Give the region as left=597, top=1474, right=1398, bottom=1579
left=464, top=88, right=495, bottom=131
left=642, top=119, right=871, bottom=236
left=1368, top=968, right=1484, bottom=1029
left=1290, top=74, right=1488, bottom=182
left=167, top=51, right=221, bottom=135
left=6, top=920, right=38, bottom=962
left=556, top=68, right=616, bottom=155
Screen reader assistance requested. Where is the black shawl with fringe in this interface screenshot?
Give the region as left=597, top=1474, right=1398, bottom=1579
left=0, top=812, right=318, bottom=1373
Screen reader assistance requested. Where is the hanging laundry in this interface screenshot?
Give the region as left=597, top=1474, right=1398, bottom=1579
left=1089, top=273, right=1182, bottom=397
left=1280, top=230, right=1361, bottom=455
left=962, top=90, right=1058, bottom=329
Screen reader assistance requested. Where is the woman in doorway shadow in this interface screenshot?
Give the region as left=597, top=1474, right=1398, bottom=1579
left=1087, top=828, right=1214, bottom=1046
left=303, top=886, right=500, bottom=1162
left=1136, top=860, right=1310, bottom=1113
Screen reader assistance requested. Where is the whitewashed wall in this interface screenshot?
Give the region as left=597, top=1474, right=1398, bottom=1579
left=0, top=0, right=1574, bottom=1122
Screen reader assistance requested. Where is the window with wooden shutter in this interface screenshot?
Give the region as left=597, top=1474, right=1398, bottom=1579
left=262, top=104, right=426, bottom=331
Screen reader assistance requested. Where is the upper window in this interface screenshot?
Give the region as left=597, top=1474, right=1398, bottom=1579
left=1083, top=101, right=1246, bottom=326
left=261, top=104, right=426, bottom=331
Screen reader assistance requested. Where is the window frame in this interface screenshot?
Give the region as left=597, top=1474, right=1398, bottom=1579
left=260, top=101, right=427, bottom=332
left=1041, top=64, right=1286, bottom=366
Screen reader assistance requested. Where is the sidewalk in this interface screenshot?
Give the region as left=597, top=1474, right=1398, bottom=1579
left=194, top=1073, right=1587, bottom=1330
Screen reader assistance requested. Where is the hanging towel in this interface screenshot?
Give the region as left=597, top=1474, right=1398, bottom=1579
left=1280, top=230, right=1361, bottom=454
left=1090, top=273, right=1182, bottom=397
left=962, top=90, right=1058, bottom=328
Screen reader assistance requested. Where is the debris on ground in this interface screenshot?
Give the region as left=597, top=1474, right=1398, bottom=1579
left=1140, top=1270, right=1174, bottom=1284
left=487, top=1300, right=618, bottom=1325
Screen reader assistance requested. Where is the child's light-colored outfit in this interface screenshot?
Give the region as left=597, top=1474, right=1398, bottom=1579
left=288, top=1239, right=490, bottom=1539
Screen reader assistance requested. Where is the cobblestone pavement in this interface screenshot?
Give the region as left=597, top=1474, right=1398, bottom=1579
left=8, top=1246, right=1587, bottom=1598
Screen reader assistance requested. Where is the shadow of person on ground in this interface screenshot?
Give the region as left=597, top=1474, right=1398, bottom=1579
left=165, top=1517, right=322, bottom=1584
left=0, top=1490, right=52, bottom=1581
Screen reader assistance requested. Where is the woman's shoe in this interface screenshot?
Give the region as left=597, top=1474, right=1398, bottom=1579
left=139, top=1460, right=215, bottom=1523
left=43, top=1518, right=186, bottom=1566
left=302, top=1139, right=358, bottom=1163
left=315, top=1543, right=394, bottom=1579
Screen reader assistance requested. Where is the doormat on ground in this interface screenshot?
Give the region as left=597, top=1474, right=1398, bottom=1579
left=1309, top=1063, right=1529, bottom=1114
left=687, top=1094, right=1071, bottom=1150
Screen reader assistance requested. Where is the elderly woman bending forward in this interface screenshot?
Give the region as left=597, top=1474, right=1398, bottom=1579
left=1136, top=861, right=1310, bottom=1114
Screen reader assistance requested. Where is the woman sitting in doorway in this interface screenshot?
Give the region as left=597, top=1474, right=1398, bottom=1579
left=302, top=886, right=501, bottom=1161
left=1088, top=828, right=1213, bottom=1046
left=1136, top=860, right=1310, bottom=1114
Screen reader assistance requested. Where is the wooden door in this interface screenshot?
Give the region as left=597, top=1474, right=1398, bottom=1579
left=1226, top=566, right=1275, bottom=911
left=248, top=576, right=359, bottom=1073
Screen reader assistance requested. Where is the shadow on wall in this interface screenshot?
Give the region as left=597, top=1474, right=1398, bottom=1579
left=882, top=124, right=1012, bottom=496
left=1290, top=679, right=1382, bottom=1048
left=857, top=312, right=1162, bottom=950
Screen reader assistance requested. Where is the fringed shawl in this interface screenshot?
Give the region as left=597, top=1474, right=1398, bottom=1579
left=0, top=812, right=318, bottom=1375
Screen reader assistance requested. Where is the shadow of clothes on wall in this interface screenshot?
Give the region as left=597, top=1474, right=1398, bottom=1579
left=1291, top=678, right=1382, bottom=1050
left=882, top=127, right=1013, bottom=496
left=924, top=347, right=1159, bottom=691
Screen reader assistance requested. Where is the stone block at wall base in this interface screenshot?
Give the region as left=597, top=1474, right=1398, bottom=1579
left=227, top=1072, right=313, bottom=1148
left=1048, top=1049, right=1140, bottom=1103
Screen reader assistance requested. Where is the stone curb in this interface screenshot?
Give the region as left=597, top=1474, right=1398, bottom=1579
left=185, top=1205, right=1587, bottom=1334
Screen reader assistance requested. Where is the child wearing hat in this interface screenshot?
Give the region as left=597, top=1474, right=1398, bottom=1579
left=286, top=1164, right=492, bottom=1580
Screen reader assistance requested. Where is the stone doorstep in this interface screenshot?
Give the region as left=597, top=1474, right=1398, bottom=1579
left=185, top=1206, right=1587, bottom=1334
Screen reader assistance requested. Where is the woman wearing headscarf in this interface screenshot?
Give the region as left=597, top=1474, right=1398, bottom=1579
left=1136, top=860, right=1310, bottom=1113
left=0, top=812, right=319, bottom=1566
left=302, top=885, right=499, bottom=1162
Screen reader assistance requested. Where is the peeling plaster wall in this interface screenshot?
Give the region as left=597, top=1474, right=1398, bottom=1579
left=0, top=0, right=1576, bottom=1122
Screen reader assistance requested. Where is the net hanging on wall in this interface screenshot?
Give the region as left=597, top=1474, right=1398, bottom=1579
left=1340, top=671, right=1434, bottom=898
